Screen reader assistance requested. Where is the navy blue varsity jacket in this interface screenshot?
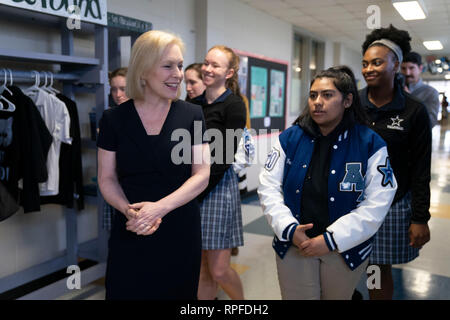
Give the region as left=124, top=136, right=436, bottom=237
left=258, top=123, right=397, bottom=270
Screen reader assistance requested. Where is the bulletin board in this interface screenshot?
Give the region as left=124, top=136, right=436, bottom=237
left=235, top=49, right=289, bottom=132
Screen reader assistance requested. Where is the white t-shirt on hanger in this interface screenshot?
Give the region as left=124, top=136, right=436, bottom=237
left=30, top=89, right=72, bottom=196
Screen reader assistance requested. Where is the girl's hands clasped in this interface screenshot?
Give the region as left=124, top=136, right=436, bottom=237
left=293, top=223, right=330, bottom=257
left=125, top=201, right=168, bottom=235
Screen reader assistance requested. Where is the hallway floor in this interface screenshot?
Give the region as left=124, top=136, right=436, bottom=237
left=58, top=119, right=450, bottom=300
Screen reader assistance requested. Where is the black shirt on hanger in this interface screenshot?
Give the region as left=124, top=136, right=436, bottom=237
left=0, top=86, right=52, bottom=213
left=41, top=94, right=84, bottom=210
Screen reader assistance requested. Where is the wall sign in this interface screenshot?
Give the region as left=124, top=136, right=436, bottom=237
left=0, top=0, right=108, bottom=25
left=107, top=12, right=152, bottom=33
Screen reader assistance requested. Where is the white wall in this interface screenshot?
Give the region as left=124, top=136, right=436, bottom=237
left=335, top=43, right=366, bottom=89
left=324, top=40, right=335, bottom=70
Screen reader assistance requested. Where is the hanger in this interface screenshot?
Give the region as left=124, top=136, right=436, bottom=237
left=0, top=70, right=15, bottom=112
left=0, top=95, right=15, bottom=112
left=0, top=69, right=12, bottom=96
left=6, top=69, right=13, bottom=86
left=40, top=72, right=54, bottom=94
left=23, top=70, right=41, bottom=96
left=44, top=72, right=60, bottom=94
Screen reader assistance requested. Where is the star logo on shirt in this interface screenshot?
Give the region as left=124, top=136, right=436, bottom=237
left=390, top=115, right=404, bottom=127
left=387, top=115, right=405, bottom=131
left=377, top=157, right=394, bottom=188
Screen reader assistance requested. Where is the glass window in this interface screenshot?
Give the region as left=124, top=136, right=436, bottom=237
left=291, top=35, right=303, bottom=115
left=310, top=41, right=318, bottom=79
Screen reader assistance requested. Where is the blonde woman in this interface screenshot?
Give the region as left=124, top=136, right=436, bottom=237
left=97, top=30, right=210, bottom=300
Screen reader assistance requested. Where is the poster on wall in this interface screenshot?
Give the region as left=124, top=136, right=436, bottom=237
left=269, top=69, right=285, bottom=117
left=250, top=66, right=268, bottom=118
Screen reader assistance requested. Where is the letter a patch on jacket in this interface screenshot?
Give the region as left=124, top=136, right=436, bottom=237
left=339, top=162, right=365, bottom=202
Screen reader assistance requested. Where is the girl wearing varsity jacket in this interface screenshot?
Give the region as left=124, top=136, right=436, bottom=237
left=258, top=66, right=397, bottom=300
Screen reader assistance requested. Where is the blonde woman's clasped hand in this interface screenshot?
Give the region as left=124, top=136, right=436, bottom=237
left=125, top=202, right=167, bottom=235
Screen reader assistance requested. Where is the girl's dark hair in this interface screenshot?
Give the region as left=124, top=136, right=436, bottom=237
left=293, top=65, right=368, bottom=127
left=185, top=63, right=203, bottom=79
left=361, top=24, right=411, bottom=60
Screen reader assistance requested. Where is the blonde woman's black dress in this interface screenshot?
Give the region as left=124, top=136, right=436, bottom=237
left=97, top=99, right=206, bottom=300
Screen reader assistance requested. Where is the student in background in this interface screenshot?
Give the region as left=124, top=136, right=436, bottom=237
left=102, top=68, right=130, bottom=232
left=401, top=52, right=440, bottom=128
left=193, top=45, right=246, bottom=300
left=109, top=67, right=129, bottom=107
left=360, top=25, right=431, bottom=300
left=184, top=63, right=206, bottom=102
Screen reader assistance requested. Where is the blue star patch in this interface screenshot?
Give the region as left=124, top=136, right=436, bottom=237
left=377, top=157, right=394, bottom=188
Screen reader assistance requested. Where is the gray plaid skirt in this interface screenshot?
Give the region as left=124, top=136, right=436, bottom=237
left=102, top=200, right=114, bottom=231
left=200, top=167, right=244, bottom=250
left=369, top=193, right=419, bottom=265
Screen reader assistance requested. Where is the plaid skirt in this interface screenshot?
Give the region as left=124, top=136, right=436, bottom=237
left=103, top=200, right=114, bottom=231
left=369, top=193, right=419, bottom=265
left=200, top=167, right=244, bottom=250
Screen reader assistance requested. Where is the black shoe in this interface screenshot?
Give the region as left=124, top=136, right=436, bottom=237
left=352, top=290, right=363, bottom=300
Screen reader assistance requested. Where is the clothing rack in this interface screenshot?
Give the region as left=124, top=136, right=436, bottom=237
left=0, top=6, right=108, bottom=299
left=0, top=69, right=80, bottom=82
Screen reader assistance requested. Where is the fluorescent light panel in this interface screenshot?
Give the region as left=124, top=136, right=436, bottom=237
left=423, top=41, right=443, bottom=50
left=392, top=1, right=426, bottom=20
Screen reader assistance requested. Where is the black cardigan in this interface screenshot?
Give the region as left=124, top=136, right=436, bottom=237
left=192, top=90, right=246, bottom=202
left=359, top=81, right=431, bottom=223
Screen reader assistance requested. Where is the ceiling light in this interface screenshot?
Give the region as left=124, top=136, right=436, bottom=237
left=392, top=1, right=427, bottom=20
left=435, top=59, right=442, bottom=64
left=445, top=74, right=450, bottom=80
left=437, top=67, right=443, bottom=73
left=423, top=41, right=443, bottom=50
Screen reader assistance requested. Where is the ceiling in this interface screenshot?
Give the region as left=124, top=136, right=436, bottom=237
left=238, top=0, right=450, bottom=58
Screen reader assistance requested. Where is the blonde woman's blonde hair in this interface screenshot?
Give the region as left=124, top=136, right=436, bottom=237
left=126, top=30, right=185, bottom=101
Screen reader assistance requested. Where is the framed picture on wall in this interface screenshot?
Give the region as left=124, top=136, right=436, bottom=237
left=250, top=66, right=268, bottom=119
left=235, top=49, right=289, bottom=133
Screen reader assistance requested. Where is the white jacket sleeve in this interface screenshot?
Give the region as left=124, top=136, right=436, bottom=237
left=233, top=128, right=255, bottom=175
left=258, top=137, right=299, bottom=241
left=327, top=146, right=397, bottom=252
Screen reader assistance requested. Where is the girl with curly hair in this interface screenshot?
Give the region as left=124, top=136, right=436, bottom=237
left=360, top=24, right=432, bottom=300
